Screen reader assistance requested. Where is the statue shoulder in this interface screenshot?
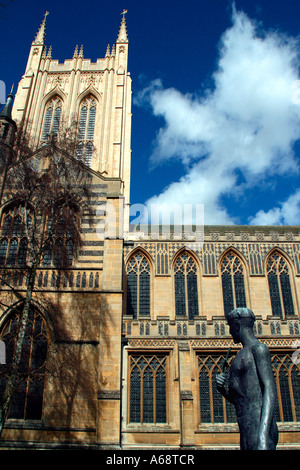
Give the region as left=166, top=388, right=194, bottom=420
left=251, top=340, right=271, bottom=361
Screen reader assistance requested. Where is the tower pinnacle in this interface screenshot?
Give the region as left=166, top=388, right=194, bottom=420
left=117, top=9, right=128, bottom=43
left=33, top=11, right=49, bottom=45
left=0, top=87, right=17, bottom=146
left=0, top=87, right=14, bottom=120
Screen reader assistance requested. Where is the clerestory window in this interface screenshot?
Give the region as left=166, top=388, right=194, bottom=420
left=174, top=252, right=199, bottom=319
left=126, top=251, right=150, bottom=319
left=267, top=252, right=295, bottom=318
left=221, top=251, right=247, bottom=317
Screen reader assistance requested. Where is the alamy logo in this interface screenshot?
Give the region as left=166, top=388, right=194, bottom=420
left=96, top=199, right=205, bottom=251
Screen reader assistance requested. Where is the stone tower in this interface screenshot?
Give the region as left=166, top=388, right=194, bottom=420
left=13, top=11, right=132, bottom=222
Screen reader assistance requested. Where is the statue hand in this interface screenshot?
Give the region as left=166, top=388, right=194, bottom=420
left=216, top=373, right=232, bottom=402
left=216, top=373, right=227, bottom=390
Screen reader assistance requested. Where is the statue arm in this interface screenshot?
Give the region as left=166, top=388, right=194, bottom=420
left=252, top=343, right=277, bottom=450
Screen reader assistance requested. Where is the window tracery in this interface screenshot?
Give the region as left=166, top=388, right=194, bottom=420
left=129, top=354, right=167, bottom=424
left=41, top=97, right=62, bottom=142
left=220, top=251, right=246, bottom=316
left=272, top=354, right=300, bottom=422
left=0, top=306, right=49, bottom=420
left=267, top=252, right=295, bottom=318
left=0, top=205, right=32, bottom=267
left=198, top=354, right=237, bottom=424
left=174, top=252, right=199, bottom=319
left=198, top=352, right=300, bottom=425
left=126, top=251, right=150, bottom=318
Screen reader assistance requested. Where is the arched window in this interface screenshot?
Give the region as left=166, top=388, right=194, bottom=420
left=0, top=205, right=32, bottom=267
left=0, top=306, right=49, bottom=420
left=41, top=97, right=62, bottom=142
left=126, top=251, right=150, bottom=319
left=198, top=354, right=236, bottom=424
left=0, top=239, right=8, bottom=265
left=272, top=354, right=300, bottom=422
left=129, top=354, right=167, bottom=424
left=267, top=252, right=295, bottom=318
left=221, top=251, right=247, bottom=317
left=7, top=239, right=18, bottom=266
left=76, top=96, right=96, bottom=167
left=174, top=251, right=199, bottom=319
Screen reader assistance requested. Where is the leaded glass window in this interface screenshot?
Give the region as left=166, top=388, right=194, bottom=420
left=76, top=96, right=96, bottom=167
left=272, top=354, right=300, bottom=422
left=198, top=353, right=300, bottom=425
left=0, top=307, right=49, bottom=420
left=267, top=252, right=295, bottom=318
left=174, top=252, right=199, bottom=319
left=7, top=239, right=18, bottom=265
left=126, top=252, right=150, bottom=318
left=0, top=239, right=8, bottom=265
left=198, top=354, right=237, bottom=424
left=129, top=354, right=167, bottom=424
left=221, top=251, right=246, bottom=317
left=0, top=205, right=32, bottom=267
left=43, top=205, right=78, bottom=267
left=41, top=97, right=62, bottom=141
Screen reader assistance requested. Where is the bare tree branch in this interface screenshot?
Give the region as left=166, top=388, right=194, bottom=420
left=0, top=118, right=94, bottom=434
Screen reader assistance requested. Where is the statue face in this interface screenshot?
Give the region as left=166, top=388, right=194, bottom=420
left=229, top=321, right=241, bottom=344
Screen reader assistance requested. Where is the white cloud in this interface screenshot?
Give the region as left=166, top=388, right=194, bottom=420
left=249, top=189, right=300, bottom=225
left=135, top=7, right=300, bottom=225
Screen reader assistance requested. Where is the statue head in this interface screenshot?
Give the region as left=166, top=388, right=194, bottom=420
left=225, top=308, right=256, bottom=344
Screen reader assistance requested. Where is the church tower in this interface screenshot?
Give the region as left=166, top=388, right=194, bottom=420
left=12, top=11, right=132, bottom=213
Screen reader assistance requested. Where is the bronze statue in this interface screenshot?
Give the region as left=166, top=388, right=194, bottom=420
left=216, top=308, right=278, bottom=450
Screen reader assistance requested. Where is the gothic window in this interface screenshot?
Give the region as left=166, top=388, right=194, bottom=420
left=76, top=96, right=96, bottom=167
left=43, top=205, right=78, bottom=267
left=0, top=306, right=49, bottom=420
left=272, top=354, right=300, bottom=422
left=267, top=252, right=295, bottom=318
left=221, top=251, right=247, bottom=317
left=0, top=239, right=8, bottom=265
left=129, top=354, right=167, bottom=424
left=0, top=205, right=32, bottom=267
left=41, top=97, right=62, bottom=141
left=198, top=353, right=300, bottom=425
left=174, top=252, right=199, bottom=319
left=126, top=251, right=150, bottom=318
left=198, top=355, right=237, bottom=424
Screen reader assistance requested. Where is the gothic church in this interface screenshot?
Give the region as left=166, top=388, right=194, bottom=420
left=0, top=12, right=299, bottom=449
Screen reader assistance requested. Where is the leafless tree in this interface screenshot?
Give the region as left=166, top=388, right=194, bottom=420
left=0, top=120, right=93, bottom=435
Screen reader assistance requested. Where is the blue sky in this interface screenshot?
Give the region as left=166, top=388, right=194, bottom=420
left=1, top=0, right=300, bottom=226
